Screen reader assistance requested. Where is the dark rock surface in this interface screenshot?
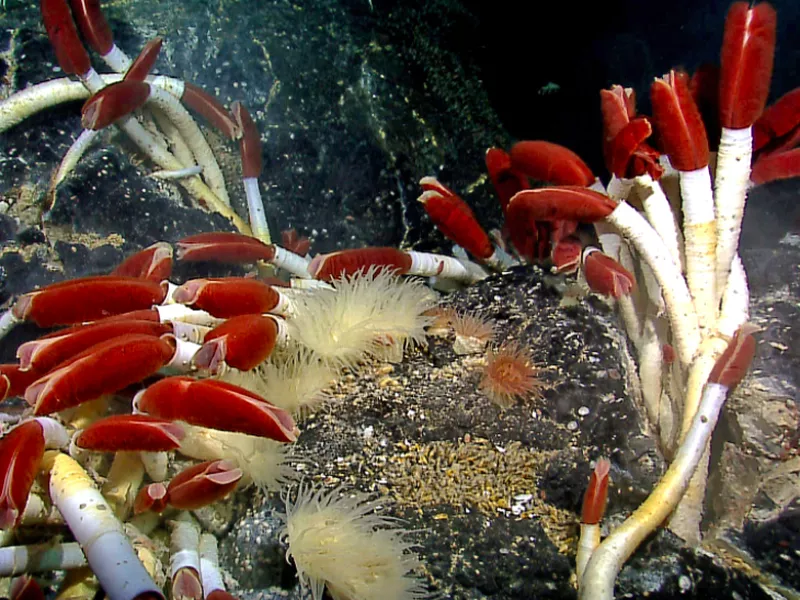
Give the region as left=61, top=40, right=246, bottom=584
left=0, top=0, right=798, bottom=598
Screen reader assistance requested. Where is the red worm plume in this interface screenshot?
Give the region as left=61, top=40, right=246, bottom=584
left=41, top=0, right=91, bottom=76
left=81, top=81, right=151, bottom=130
left=581, top=458, right=611, bottom=525
left=709, top=324, right=758, bottom=389
left=124, top=38, right=163, bottom=82
left=68, top=0, right=114, bottom=55
left=232, top=102, right=262, bottom=178
left=719, top=2, right=777, bottom=129
left=182, top=84, right=241, bottom=140
left=651, top=70, right=710, bottom=171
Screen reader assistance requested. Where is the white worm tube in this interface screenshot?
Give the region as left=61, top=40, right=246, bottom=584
left=604, top=175, right=633, bottom=202
left=199, top=533, right=226, bottom=595
left=169, top=514, right=203, bottom=600
left=35, top=417, right=69, bottom=449
left=171, top=321, right=214, bottom=344
left=243, top=177, right=270, bottom=244
left=269, top=289, right=295, bottom=318
left=679, top=167, right=717, bottom=332
left=714, top=127, right=752, bottom=305
left=148, top=105, right=198, bottom=177
left=140, top=451, right=169, bottom=483
left=575, top=523, right=600, bottom=586
left=635, top=174, right=683, bottom=273
left=170, top=514, right=201, bottom=576
left=48, top=129, right=99, bottom=193
left=606, top=202, right=701, bottom=366
left=148, top=165, right=204, bottom=180
left=156, top=303, right=222, bottom=328
left=289, top=278, right=334, bottom=290
left=48, top=453, right=163, bottom=600
left=0, top=542, right=87, bottom=576
left=0, top=75, right=193, bottom=132
left=271, top=245, right=312, bottom=279
left=717, top=255, right=749, bottom=338
left=147, top=84, right=230, bottom=206
left=102, top=451, right=145, bottom=519
left=483, top=246, right=518, bottom=271
left=406, top=251, right=488, bottom=283
left=0, top=310, right=21, bottom=341
left=101, top=45, right=132, bottom=74
left=0, top=78, right=95, bottom=132
left=166, top=338, right=202, bottom=372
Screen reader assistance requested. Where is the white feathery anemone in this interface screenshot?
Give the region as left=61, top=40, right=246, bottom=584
left=278, top=484, right=429, bottom=600
left=177, top=423, right=293, bottom=492
left=220, top=348, right=337, bottom=417
left=286, top=268, right=437, bottom=368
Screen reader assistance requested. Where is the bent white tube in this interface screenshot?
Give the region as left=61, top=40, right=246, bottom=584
left=606, top=202, right=700, bottom=366
left=579, top=381, right=730, bottom=599
left=48, top=453, right=163, bottom=600
left=147, top=84, right=230, bottom=206
left=49, top=129, right=100, bottom=192
left=635, top=174, right=683, bottom=273
left=0, top=75, right=245, bottom=233
left=0, top=75, right=188, bottom=133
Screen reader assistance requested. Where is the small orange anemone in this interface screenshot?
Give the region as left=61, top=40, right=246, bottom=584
left=479, top=341, right=543, bottom=408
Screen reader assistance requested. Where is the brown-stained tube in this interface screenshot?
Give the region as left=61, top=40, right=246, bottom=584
left=68, top=0, right=115, bottom=55
left=125, top=38, right=163, bottom=83
left=231, top=101, right=262, bottom=178
left=182, top=83, right=240, bottom=140
left=41, top=0, right=92, bottom=76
